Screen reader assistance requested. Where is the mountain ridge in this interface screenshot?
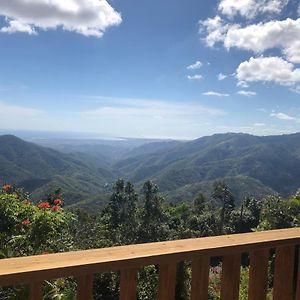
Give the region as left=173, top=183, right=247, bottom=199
left=1, top=132, right=300, bottom=206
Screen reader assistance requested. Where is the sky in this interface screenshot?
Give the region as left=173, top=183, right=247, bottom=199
left=0, top=0, right=300, bottom=140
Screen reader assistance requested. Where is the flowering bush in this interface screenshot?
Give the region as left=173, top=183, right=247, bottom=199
left=37, top=202, right=51, bottom=209
left=0, top=184, right=74, bottom=257
left=0, top=184, right=75, bottom=299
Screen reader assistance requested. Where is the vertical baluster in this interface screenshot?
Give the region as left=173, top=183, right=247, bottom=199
left=119, top=268, right=137, bottom=300
left=29, top=281, right=43, bottom=300
left=248, top=249, right=269, bottom=300
left=220, top=254, right=241, bottom=300
left=273, top=246, right=295, bottom=300
left=296, top=247, right=300, bottom=300
left=158, top=262, right=177, bottom=300
left=76, top=274, right=93, bottom=300
left=191, top=256, right=210, bottom=300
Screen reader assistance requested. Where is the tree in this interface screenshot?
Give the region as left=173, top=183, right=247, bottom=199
left=212, top=181, right=235, bottom=234
left=138, top=181, right=168, bottom=242
left=193, top=193, right=206, bottom=215
left=108, top=179, right=138, bottom=244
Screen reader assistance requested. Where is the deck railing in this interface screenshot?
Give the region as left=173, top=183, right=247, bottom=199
left=1, top=228, right=300, bottom=299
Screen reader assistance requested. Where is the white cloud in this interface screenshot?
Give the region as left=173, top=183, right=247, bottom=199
left=218, top=73, right=227, bottom=80
left=254, top=123, right=266, bottom=126
left=78, top=96, right=226, bottom=139
left=0, top=20, right=36, bottom=35
left=237, top=90, right=257, bottom=97
left=219, top=0, right=288, bottom=19
left=236, top=56, right=300, bottom=85
left=82, top=97, right=225, bottom=118
left=0, top=0, right=122, bottom=37
left=237, top=81, right=249, bottom=88
left=199, top=16, right=228, bottom=47
left=290, top=86, right=300, bottom=94
left=0, top=101, right=42, bottom=117
left=202, top=91, right=230, bottom=97
left=224, top=18, right=300, bottom=63
left=187, top=61, right=202, bottom=70
left=270, top=112, right=297, bottom=121
left=187, top=74, right=203, bottom=81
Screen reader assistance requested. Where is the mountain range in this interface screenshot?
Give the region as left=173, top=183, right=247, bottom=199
left=1, top=132, right=300, bottom=207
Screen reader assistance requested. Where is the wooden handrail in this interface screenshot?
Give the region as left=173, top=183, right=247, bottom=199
left=1, top=228, right=300, bottom=299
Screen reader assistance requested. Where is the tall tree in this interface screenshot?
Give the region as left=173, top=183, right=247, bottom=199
left=212, top=181, right=235, bottom=234
left=139, top=181, right=168, bottom=242
left=108, top=179, right=138, bottom=244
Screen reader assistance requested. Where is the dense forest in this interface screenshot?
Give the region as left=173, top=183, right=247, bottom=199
left=1, top=179, right=299, bottom=299
left=3, top=132, right=300, bottom=208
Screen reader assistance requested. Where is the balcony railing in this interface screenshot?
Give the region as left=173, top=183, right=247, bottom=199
left=0, top=228, right=300, bottom=299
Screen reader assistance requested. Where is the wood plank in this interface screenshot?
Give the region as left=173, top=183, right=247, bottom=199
left=29, top=281, right=43, bottom=300
left=0, top=228, right=300, bottom=287
left=296, top=247, right=300, bottom=300
left=119, top=268, right=137, bottom=300
left=76, top=274, right=93, bottom=300
left=158, top=263, right=177, bottom=300
left=248, top=248, right=269, bottom=300
left=273, top=245, right=295, bottom=300
left=191, top=256, right=210, bottom=300
left=220, top=254, right=241, bottom=300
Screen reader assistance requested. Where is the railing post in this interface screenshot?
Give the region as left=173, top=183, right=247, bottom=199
left=119, top=268, right=137, bottom=300
left=273, top=246, right=295, bottom=300
left=248, top=249, right=269, bottom=300
left=158, top=262, right=177, bottom=300
left=29, top=281, right=43, bottom=300
left=76, top=274, right=93, bottom=300
left=191, top=256, right=210, bottom=300
left=220, top=254, right=241, bottom=300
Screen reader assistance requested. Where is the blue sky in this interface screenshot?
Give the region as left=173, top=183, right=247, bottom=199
left=0, top=0, right=300, bottom=139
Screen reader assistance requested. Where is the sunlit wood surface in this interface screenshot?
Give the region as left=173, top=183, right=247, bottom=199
left=0, top=228, right=299, bottom=299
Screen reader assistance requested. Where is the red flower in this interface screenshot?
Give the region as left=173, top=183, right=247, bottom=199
left=52, top=205, right=60, bottom=212
left=53, top=198, right=62, bottom=205
left=2, top=183, right=12, bottom=192
left=37, top=202, right=51, bottom=209
left=21, top=219, right=30, bottom=226
left=41, top=252, right=49, bottom=255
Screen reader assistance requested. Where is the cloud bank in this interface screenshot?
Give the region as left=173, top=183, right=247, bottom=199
left=0, top=0, right=122, bottom=37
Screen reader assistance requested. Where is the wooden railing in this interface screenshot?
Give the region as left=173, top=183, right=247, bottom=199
left=1, top=228, right=300, bottom=299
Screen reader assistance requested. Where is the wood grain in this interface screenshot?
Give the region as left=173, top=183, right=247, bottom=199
left=295, top=247, right=300, bottom=300
left=273, top=245, right=295, bottom=300
left=220, top=254, right=241, bottom=300
left=158, top=263, right=177, bottom=300
left=29, top=281, right=43, bottom=300
left=0, top=228, right=299, bottom=287
left=119, top=268, right=137, bottom=300
left=76, top=274, right=93, bottom=300
left=248, top=249, right=269, bottom=300
left=191, top=256, right=210, bottom=300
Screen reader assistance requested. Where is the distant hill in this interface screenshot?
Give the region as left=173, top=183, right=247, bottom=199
left=0, top=135, right=117, bottom=204
left=2, top=132, right=300, bottom=207
left=114, top=132, right=300, bottom=203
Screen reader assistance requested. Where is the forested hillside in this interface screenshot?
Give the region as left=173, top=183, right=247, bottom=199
left=2, top=132, right=300, bottom=206
left=0, top=135, right=117, bottom=204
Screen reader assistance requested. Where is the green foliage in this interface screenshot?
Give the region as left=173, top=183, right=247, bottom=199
left=138, top=181, right=168, bottom=242
left=257, top=194, right=300, bottom=230
left=1, top=177, right=300, bottom=299
left=212, top=181, right=235, bottom=234
left=108, top=179, right=138, bottom=244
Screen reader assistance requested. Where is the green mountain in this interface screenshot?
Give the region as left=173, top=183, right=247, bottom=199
left=0, top=135, right=116, bottom=204
left=2, top=132, right=300, bottom=207
left=115, top=133, right=300, bottom=203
